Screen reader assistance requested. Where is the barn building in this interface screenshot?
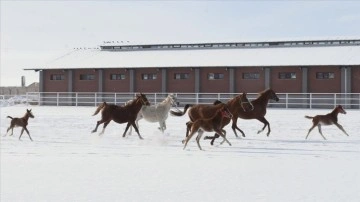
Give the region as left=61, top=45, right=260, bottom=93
left=26, top=38, right=360, bottom=94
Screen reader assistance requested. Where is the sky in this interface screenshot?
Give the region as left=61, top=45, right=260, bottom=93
left=1, top=1, right=360, bottom=86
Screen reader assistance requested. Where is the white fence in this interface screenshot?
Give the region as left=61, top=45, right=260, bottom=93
left=1, top=92, right=358, bottom=109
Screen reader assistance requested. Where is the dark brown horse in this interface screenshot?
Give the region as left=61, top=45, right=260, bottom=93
left=170, top=93, right=253, bottom=141
left=305, top=105, right=349, bottom=140
left=91, top=93, right=150, bottom=139
left=182, top=105, right=233, bottom=150
left=4, top=109, right=35, bottom=141
left=205, top=88, right=279, bottom=143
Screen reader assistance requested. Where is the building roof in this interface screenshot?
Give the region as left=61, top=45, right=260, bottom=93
left=26, top=39, right=360, bottom=70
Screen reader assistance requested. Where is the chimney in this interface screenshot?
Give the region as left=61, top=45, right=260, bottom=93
left=21, top=76, right=25, bottom=87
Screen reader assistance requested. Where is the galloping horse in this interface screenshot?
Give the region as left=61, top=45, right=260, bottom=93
left=128, top=93, right=178, bottom=135
left=305, top=105, right=349, bottom=140
left=4, top=109, right=35, bottom=141
left=205, top=88, right=279, bottom=144
left=91, top=93, right=150, bottom=139
left=182, top=105, right=233, bottom=150
left=170, top=92, right=253, bottom=142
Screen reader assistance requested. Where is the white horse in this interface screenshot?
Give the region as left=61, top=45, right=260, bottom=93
left=127, top=94, right=178, bottom=135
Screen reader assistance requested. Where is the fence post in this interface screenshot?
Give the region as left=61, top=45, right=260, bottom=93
left=310, top=93, right=312, bottom=109
left=95, top=93, right=97, bottom=107
left=334, top=94, right=336, bottom=108
left=115, top=93, right=117, bottom=105
left=286, top=93, right=288, bottom=109
left=57, top=92, right=59, bottom=106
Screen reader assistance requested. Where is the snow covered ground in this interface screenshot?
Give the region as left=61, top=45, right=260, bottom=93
left=1, top=105, right=360, bottom=202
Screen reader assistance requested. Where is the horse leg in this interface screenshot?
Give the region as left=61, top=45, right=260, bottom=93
left=220, top=129, right=227, bottom=145
left=131, top=122, right=143, bottom=139
left=305, top=124, right=316, bottom=139
left=256, top=117, right=270, bottom=136
left=24, top=127, right=33, bottom=141
left=182, top=130, right=197, bottom=150
left=4, top=126, right=12, bottom=136
left=19, top=128, right=25, bottom=140
left=334, top=123, right=349, bottom=136
left=122, top=122, right=132, bottom=138
left=215, top=129, right=231, bottom=146
left=195, top=130, right=204, bottom=150
left=317, top=125, right=327, bottom=140
left=92, top=120, right=106, bottom=133
left=99, top=121, right=111, bottom=135
left=231, top=117, right=246, bottom=137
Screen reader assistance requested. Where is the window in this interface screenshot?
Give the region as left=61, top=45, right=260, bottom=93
left=279, top=72, right=296, bottom=79
left=243, top=73, right=260, bottom=79
left=174, top=73, right=189, bottom=80
left=208, top=73, right=224, bottom=80
left=142, top=73, right=157, bottom=80
left=316, top=72, right=335, bottom=79
left=110, top=74, right=126, bottom=80
left=50, top=74, right=65, bottom=80
left=80, top=74, right=95, bottom=80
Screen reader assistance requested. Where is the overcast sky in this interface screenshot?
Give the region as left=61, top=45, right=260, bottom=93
left=1, top=1, right=360, bottom=86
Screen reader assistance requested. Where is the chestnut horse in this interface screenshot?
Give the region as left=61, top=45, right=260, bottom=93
left=204, top=88, right=279, bottom=144
left=91, top=93, right=150, bottom=139
left=4, top=109, right=35, bottom=141
left=182, top=105, right=233, bottom=150
left=170, top=93, right=253, bottom=140
left=305, top=105, right=349, bottom=140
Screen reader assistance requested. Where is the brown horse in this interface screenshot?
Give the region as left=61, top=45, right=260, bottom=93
left=205, top=88, right=279, bottom=144
left=4, top=109, right=35, bottom=141
left=305, top=105, right=349, bottom=140
left=91, top=93, right=150, bottom=139
left=182, top=105, right=233, bottom=150
left=170, top=93, right=253, bottom=141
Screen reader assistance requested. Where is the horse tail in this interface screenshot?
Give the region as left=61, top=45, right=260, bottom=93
left=170, top=104, right=192, bottom=116
left=93, top=102, right=107, bottom=116
left=7, top=116, right=13, bottom=119
left=304, top=115, right=313, bottom=119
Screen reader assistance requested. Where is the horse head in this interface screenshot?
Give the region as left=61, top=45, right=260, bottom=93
left=238, top=92, right=254, bottom=112
left=263, top=89, right=279, bottom=102
left=136, top=93, right=150, bottom=106
left=26, top=109, right=35, bottom=118
left=167, top=93, right=178, bottom=107
left=336, top=105, right=347, bottom=114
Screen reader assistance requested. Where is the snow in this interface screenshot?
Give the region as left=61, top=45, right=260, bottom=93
left=1, top=105, right=360, bottom=202
left=26, top=44, right=360, bottom=70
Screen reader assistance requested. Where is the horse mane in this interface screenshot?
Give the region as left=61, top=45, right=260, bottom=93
left=257, top=88, right=272, bottom=98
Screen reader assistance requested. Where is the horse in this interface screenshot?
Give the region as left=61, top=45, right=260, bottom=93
left=205, top=88, right=279, bottom=144
left=182, top=105, right=233, bottom=150
left=4, top=109, right=35, bottom=141
left=305, top=105, right=349, bottom=140
left=170, top=93, right=253, bottom=141
left=91, top=93, right=150, bottom=139
left=128, top=93, right=178, bottom=135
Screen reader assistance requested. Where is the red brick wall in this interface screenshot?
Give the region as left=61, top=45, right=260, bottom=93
left=167, top=68, right=194, bottom=93
left=73, top=69, right=98, bottom=92
left=200, top=67, right=229, bottom=93
left=134, top=68, right=162, bottom=92
left=235, top=67, right=265, bottom=93
left=43, top=70, right=68, bottom=92
left=271, top=67, right=302, bottom=93
left=308, top=66, right=341, bottom=93
left=103, top=69, right=130, bottom=92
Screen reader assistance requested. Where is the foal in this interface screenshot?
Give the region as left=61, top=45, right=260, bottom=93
left=4, top=109, right=35, bottom=141
left=182, top=105, right=233, bottom=150
left=305, top=105, right=349, bottom=140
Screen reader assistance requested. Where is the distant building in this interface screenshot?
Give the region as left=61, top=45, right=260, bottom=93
left=25, top=38, right=360, bottom=94
left=0, top=82, right=39, bottom=95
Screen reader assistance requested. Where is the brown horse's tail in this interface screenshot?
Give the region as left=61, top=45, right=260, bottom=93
left=7, top=116, right=13, bottom=119
left=170, top=104, right=192, bottom=116
left=93, top=102, right=107, bottom=116
left=304, top=115, right=313, bottom=119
